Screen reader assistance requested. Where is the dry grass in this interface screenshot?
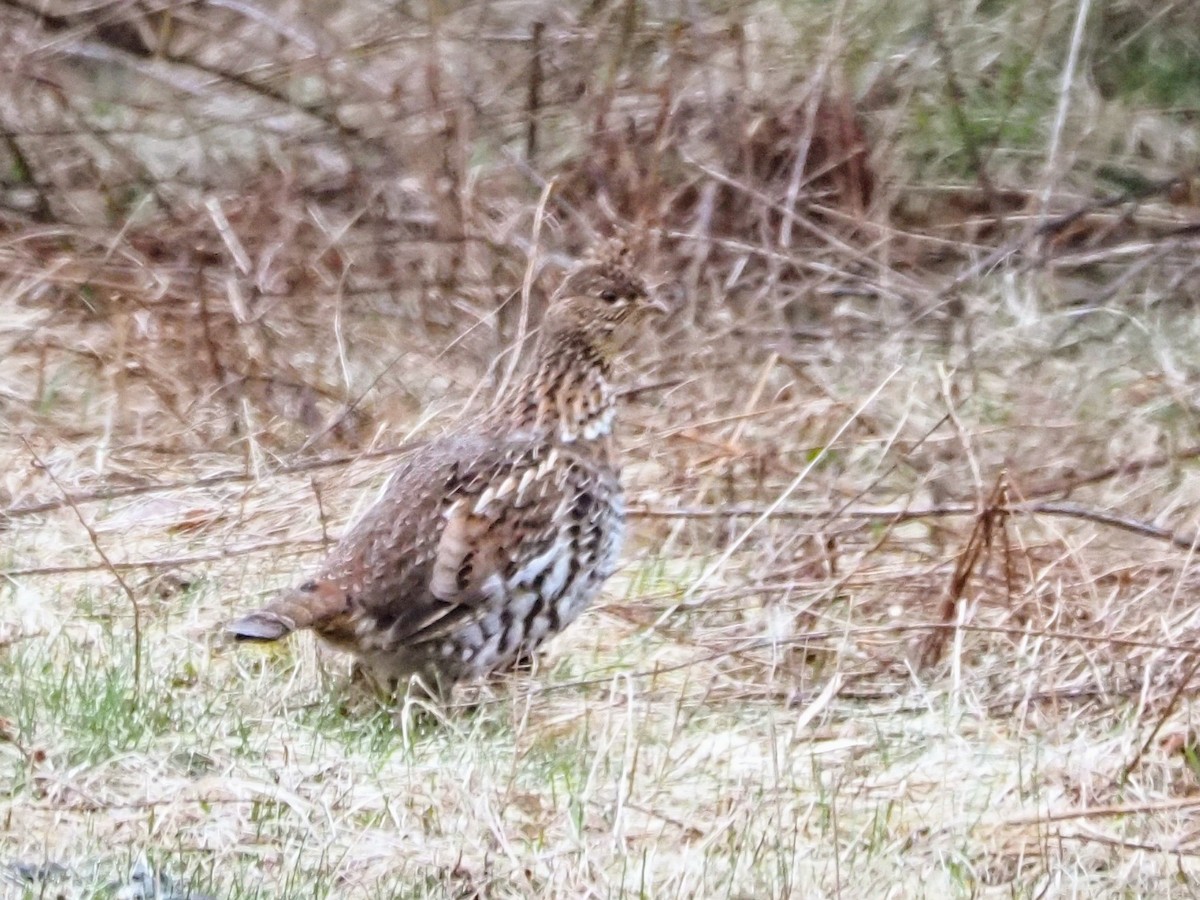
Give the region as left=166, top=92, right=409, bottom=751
left=4, top=0, right=1200, bottom=897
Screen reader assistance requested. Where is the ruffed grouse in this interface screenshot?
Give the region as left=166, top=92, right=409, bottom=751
left=227, top=241, right=667, bottom=697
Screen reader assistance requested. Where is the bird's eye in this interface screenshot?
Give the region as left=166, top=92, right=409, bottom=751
left=599, top=289, right=619, bottom=302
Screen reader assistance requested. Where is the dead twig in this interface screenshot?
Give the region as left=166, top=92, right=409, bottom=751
left=1025, top=443, right=1200, bottom=498
left=1118, top=649, right=1200, bottom=785
left=631, top=500, right=1200, bottom=552
left=920, top=474, right=1008, bottom=669
left=2, top=445, right=422, bottom=521
left=526, top=22, right=544, bottom=162
left=0, top=537, right=327, bottom=578
left=992, top=795, right=1200, bottom=829
left=309, top=477, right=332, bottom=548
left=19, top=438, right=143, bottom=701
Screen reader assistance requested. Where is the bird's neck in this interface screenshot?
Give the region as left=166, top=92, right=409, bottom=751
left=495, top=333, right=615, bottom=445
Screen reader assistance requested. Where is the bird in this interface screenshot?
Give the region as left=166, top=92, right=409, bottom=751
left=226, top=238, right=670, bottom=699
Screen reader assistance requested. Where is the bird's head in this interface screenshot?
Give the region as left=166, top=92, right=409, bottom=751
left=540, top=238, right=673, bottom=358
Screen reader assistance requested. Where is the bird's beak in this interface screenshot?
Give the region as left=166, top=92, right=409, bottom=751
left=646, top=282, right=683, bottom=316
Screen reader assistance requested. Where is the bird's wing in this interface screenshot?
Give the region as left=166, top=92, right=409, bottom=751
left=386, top=441, right=585, bottom=647
left=296, top=434, right=569, bottom=643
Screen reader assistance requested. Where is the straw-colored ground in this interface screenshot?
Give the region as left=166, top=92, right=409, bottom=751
left=3, top=1, right=1200, bottom=897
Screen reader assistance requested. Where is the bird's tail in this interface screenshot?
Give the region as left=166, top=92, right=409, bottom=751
left=226, top=579, right=347, bottom=642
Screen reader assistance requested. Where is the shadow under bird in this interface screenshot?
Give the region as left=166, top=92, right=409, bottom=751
left=226, top=240, right=671, bottom=698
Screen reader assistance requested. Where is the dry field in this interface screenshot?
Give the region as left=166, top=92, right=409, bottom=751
left=3, top=0, right=1200, bottom=897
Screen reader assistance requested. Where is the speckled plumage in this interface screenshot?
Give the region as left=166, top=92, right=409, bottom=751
left=227, top=241, right=665, bottom=696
